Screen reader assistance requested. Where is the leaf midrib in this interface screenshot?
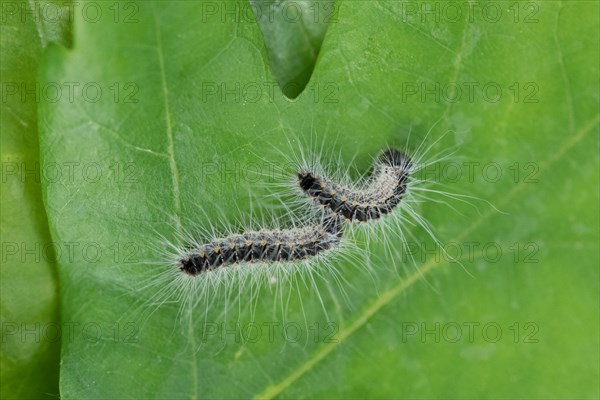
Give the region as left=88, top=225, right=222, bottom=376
left=153, top=13, right=197, bottom=399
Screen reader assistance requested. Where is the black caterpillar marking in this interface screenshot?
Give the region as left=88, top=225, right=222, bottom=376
left=298, top=148, right=412, bottom=222
left=179, top=217, right=342, bottom=276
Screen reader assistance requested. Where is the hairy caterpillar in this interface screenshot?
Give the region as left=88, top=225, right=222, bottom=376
left=122, top=207, right=361, bottom=326
left=177, top=216, right=343, bottom=275
left=256, top=124, right=492, bottom=282
left=297, top=148, right=412, bottom=222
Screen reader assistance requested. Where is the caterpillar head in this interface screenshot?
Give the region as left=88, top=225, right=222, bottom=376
left=378, top=148, right=412, bottom=171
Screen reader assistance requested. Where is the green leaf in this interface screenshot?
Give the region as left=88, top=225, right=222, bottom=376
left=1, top=0, right=71, bottom=398
left=38, top=0, right=599, bottom=398
left=251, top=0, right=335, bottom=98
